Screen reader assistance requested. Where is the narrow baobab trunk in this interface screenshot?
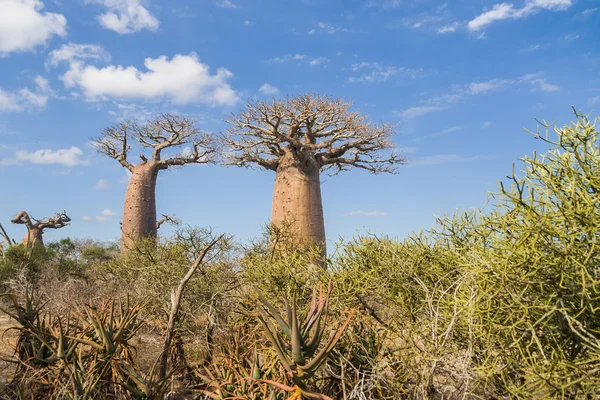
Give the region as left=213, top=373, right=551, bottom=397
left=121, top=162, right=159, bottom=252
left=271, top=151, right=326, bottom=256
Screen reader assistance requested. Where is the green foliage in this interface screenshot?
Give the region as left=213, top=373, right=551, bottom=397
left=0, top=244, right=49, bottom=283
left=1, top=292, right=169, bottom=400
left=256, top=282, right=355, bottom=400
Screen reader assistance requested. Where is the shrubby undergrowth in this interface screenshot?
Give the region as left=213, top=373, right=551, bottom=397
left=1, top=110, right=599, bottom=399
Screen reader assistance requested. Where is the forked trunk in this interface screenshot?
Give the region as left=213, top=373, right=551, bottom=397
left=121, top=162, right=159, bottom=253
left=271, top=152, right=326, bottom=259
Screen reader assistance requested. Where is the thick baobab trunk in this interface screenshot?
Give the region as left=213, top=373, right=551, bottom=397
left=271, top=152, right=326, bottom=257
left=121, top=162, right=159, bottom=253
left=21, top=228, right=44, bottom=249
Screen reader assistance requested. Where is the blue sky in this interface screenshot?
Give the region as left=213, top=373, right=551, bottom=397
left=0, top=0, right=598, bottom=247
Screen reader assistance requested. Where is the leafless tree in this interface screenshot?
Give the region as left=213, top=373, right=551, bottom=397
left=222, top=94, right=405, bottom=257
left=91, top=114, right=216, bottom=254
left=11, top=211, right=71, bottom=249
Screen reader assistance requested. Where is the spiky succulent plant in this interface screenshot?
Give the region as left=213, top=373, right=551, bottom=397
left=256, top=283, right=355, bottom=400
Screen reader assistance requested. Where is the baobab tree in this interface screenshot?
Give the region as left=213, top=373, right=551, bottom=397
left=92, top=114, right=215, bottom=253
left=11, top=211, right=71, bottom=249
left=222, top=94, right=404, bottom=256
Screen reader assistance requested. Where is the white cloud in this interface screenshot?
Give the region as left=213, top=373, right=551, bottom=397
left=581, top=8, right=598, bottom=16
left=309, top=57, right=328, bottom=66
left=268, top=54, right=329, bottom=68
left=217, top=0, right=237, bottom=8
left=101, top=208, right=116, bottom=216
left=258, top=83, right=279, bottom=96
left=96, top=215, right=109, bottom=222
left=0, top=0, right=67, bottom=56
left=438, top=22, right=459, bottom=33
left=520, top=73, right=559, bottom=92
left=82, top=216, right=92, bottom=222
left=348, top=62, right=421, bottom=83
left=309, top=21, right=348, bottom=35
left=47, top=43, right=110, bottom=67
left=468, top=79, right=513, bottom=94
left=483, top=121, right=494, bottom=128
left=345, top=210, right=388, bottom=217
left=108, top=102, right=153, bottom=121
left=88, top=0, right=159, bottom=34
left=589, top=96, right=600, bottom=105
left=397, top=73, right=558, bottom=119
left=563, top=33, right=579, bottom=40
left=468, top=0, right=572, bottom=31
left=94, top=178, right=110, bottom=189
left=268, top=54, right=306, bottom=63
left=0, top=76, right=52, bottom=112
left=1, top=146, right=89, bottom=167
left=57, top=52, right=239, bottom=105
left=396, top=106, right=446, bottom=120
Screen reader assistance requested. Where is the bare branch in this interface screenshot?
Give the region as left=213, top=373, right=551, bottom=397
left=91, top=120, right=135, bottom=171
left=156, top=214, right=181, bottom=230
left=92, top=114, right=216, bottom=171
left=223, top=93, right=405, bottom=174
left=34, top=211, right=71, bottom=230
left=11, top=211, right=35, bottom=230
left=157, top=234, right=225, bottom=380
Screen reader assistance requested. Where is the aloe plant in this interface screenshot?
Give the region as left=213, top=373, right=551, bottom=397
left=256, top=283, right=355, bottom=400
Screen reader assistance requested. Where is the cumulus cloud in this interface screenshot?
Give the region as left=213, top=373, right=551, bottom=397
left=1, top=146, right=89, bottom=167
left=101, top=209, right=116, bottom=216
left=94, top=178, right=110, bottom=189
left=468, top=0, right=572, bottom=31
left=0, top=0, right=67, bottom=56
left=55, top=52, right=239, bottom=105
left=47, top=43, right=110, bottom=67
left=344, top=210, right=389, bottom=217
left=88, top=0, right=159, bottom=34
left=348, top=62, right=421, bottom=83
left=258, top=83, right=279, bottom=96
left=0, top=76, right=52, bottom=112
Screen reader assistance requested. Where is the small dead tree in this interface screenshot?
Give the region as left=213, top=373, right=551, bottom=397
left=91, top=114, right=216, bottom=254
left=157, top=233, right=225, bottom=380
left=10, top=211, right=71, bottom=249
left=222, top=94, right=405, bottom=257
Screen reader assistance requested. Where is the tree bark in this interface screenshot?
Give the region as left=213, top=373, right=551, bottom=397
left=271, top=151, right=326, bottom=257
left=121, top=162, right=159, bottom=253
left=20, top=228, right=44, bottom=249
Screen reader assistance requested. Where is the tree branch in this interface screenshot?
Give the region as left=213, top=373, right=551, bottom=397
left=222, top=93, right=405, bottom=174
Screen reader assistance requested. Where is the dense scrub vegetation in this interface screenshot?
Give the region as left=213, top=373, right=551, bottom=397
left=1, top=110, right=599, bottom=399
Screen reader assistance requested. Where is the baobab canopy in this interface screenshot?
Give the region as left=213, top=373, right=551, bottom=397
left=222, top=93, right=404, bottom=175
